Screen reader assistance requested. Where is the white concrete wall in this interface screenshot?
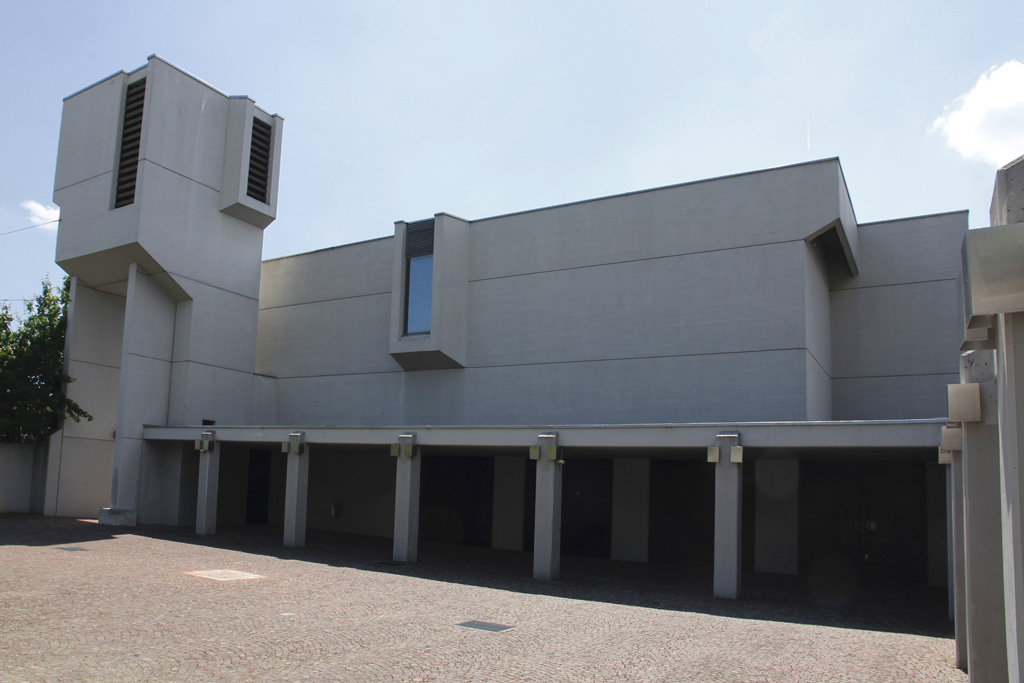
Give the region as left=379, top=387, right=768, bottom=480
left=804, top=241, right=833, bottom=420
left=111, top=266, right=175, bottom=517
left=0, top=443, right=37, bottom=513
left=50, top=279, right=122, bottom=518
left=831, top=212, right=967, bottom=419
left=258, top=161, right=873, bottom=426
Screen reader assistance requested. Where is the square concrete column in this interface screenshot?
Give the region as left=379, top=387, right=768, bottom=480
left=997, top=312, right=1024, bottom=683
left=392, top=434, right=420, bottom=563
left=949, top=452, right=968, bottom=670
left=195, top=432, right=219, bottom=536
left=960, top=351, right=1008, bottom=681
left=283, top=434, right=309, bottom=548
left=611, top=458, right=650, bottom=562
left=492, top=456, right=526, bottom=551
left=532, top=434, right=562, bottom=581
left=713, top=433, right=742, bottom=599
left=101, top=264, right=177, bottom=527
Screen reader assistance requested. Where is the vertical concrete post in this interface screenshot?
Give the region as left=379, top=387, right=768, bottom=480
left=42, top=431, right=63, bottom=516
left=195, top=432, right=219, bottom=536
left=998, top=312, right=1024, bottom=683
left=492, top=456, right=526, bottom=551
left=611, top=458, right=650, bottom=562
left=950, top=449, right=968, bottom=670
left=532, top=433, right=562, bottom=581
left=392, top=434, right=420, bottom=563
left=713, top=433, right=743, bottom=599
left=961, top=351, right=1009, bottom=680
left=101, top=264, right=176, bottom=527
left=283, top=433, right=309, bottom=548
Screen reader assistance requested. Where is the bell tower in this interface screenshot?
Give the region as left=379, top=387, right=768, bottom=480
left=49, top=56, right=283, bottom=524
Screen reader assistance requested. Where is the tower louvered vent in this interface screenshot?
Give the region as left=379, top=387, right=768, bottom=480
left=405, top=219, right=435, bottom=257
left=246, top=118, right=272, bottom=203
left=114, top=79, right=146, bottom=208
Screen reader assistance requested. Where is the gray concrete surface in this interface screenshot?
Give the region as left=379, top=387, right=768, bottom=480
left=959, top=352, right=1008, bottom=680
left=1, top=515, right=964, bottom=683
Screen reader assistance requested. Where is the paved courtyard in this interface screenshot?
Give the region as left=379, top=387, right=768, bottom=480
left=1, top=515, right=964, bottom=682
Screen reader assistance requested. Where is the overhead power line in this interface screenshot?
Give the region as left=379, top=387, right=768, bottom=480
left=0, top=219, right=59, bottom=237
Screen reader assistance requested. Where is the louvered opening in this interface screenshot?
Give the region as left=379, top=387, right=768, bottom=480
left=114, top=79, right=146, bottom=209
left=405, top=219, right=435, bottom=257
left=246, top=118, right=272, bottom=203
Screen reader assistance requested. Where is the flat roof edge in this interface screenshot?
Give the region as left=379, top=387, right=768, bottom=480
left=859, top=209, right=970, bottom=227
left=262, top=235, right=393, bottom=264
left=65, top=55, right=281, bottom=118
left=471, top=158, right=843, bottom=224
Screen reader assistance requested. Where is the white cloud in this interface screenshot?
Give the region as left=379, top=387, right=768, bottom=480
left=20, top=200, right=59, bottom=229
left=931, top=61, right=1024, bottom=168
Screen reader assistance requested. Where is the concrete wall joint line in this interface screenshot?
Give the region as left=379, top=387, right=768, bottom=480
left=272, top=347, right=821, bottom=380
left=468, top=239, right=808, bottom=284
left=467, top=347, right=816, bottom=370
left=805, top=348, right=832, bottom=378
left=258, top=290, right=390, bottom=313
left=275, top=369, right=405, bottom=381
left=832, top=277, right=959, bottom=293
left=165, top=271, right=260, bottom=303
left=53, top=170, right=112, bottom=194
left=126, top=351, right=174, bottom=365
left=66, top=358, right=122, bottom=371
left=833, top=371, right=960, bottom=381
left=170, top=358, right=262, bottom=377
left=60, top=435, right=115, bottom=444
left=142, top=159, right=220, bottom=195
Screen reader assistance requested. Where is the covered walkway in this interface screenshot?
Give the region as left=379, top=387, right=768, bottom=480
left=141, top=419, right=950, bottom=601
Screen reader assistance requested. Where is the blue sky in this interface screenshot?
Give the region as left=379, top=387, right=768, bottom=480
left=1, top=0, right=1022, bottom=314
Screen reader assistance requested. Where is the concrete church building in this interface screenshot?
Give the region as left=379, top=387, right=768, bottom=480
left=44, top=56, right=969, bottom=605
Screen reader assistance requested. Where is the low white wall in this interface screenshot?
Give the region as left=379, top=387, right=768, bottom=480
left=0, top=443, right=38, bottom=513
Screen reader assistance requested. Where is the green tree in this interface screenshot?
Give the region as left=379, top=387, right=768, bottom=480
left=0, top=277, right=90, bottom=443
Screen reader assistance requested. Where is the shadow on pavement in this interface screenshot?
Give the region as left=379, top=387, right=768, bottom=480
left=2, top=515, right=953, bottom=639
left=0, top=513, right=118, bottom=547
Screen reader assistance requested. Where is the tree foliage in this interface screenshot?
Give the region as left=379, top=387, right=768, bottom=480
left=0, top=277, right=91, bottom=443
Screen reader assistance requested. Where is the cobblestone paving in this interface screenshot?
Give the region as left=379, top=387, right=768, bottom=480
left=1, top=515, right=965, bottom=683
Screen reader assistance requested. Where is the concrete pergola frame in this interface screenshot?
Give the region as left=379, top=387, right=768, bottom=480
left=145, top=418, right=944, bottom=596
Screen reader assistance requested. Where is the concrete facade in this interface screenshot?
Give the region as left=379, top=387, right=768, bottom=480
left=950, top=153, right=1024, bottom=683
left=43, top=59, right=987, bottom=636
left=49, top=56, right=282, bottom=521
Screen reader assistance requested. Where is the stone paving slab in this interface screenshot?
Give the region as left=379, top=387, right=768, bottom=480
left=0, top=515, right=966, bottom=682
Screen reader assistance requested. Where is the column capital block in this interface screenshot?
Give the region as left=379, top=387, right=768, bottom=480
left=391, top=432, right=417, bottom=458
left=530, top=432, right=559, bottom=461
left=194, top=430, right=216, bottom=453
left=281, top=431, right=305, bottom=455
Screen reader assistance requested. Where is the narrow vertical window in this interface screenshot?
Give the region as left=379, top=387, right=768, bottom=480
left=114, top=78, right=146, bottom=208
left=246, top=117, right=272, bottom=203
left=405, top=219, right=434, bottom=335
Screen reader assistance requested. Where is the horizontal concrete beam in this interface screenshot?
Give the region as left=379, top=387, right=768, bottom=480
left=142, top=419, right=944, bottom=450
